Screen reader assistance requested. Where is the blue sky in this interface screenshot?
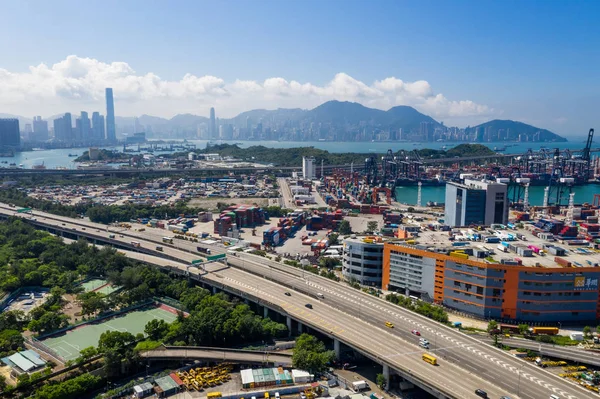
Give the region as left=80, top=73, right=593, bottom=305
left=0, top=0, right=598, bottom=135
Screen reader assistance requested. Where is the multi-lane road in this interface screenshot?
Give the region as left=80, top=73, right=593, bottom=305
left=0, top=203, right=594, bottom=399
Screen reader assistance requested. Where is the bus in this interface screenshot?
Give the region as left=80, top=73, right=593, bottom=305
left=422, top=353, right=437, bottom=365
left=162, top=237, right=173, bottom=244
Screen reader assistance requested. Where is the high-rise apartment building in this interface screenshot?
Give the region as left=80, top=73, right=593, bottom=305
left=209, top=107, right=216, bottom=139
left=32, top=116, right=49, bottom=142
left=0, top=119, right=20, bottom=147
left=444, top=179, right=508, bottom=227
left=105, top=88, right=116, bottom=142
left=92, top=112, right=105, bottom=142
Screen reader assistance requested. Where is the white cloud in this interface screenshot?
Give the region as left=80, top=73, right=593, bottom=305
left=0, top=55, right=497, bottom=121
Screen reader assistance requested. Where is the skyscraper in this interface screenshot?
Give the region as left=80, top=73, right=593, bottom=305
left=92, top=112, right=105, bottom=142
left=0, top=118, right=20, bottom=147
left=64, top=113, right=73, bottom=142
left=52, top=113, right=73, bottom=142
left=77, top=111, right=91, bottom=142
left=106, top=88, right=116, bottom=142
left=32, top=116, right=49, bottom=142
left=209, top=107, right=216, bottom=139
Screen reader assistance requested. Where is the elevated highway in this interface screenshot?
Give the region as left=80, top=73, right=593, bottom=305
left=478, top=336, right=600, bottom=367
left=139, top=345, right=293, bottom=366
left=0, top=204, right=594, bottom=399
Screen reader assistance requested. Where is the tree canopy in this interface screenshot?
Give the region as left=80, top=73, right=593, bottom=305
left=292, top=334, right=334, bottom=374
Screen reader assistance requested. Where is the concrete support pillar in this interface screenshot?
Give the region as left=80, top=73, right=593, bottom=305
left=212, top=286, right=217, bottom=294
left=382, top=364, right=390, bottom=386
left=244, top=298, right=249, bottom=305
left=334, top=339, right=341, bottom=359
left=286, top=316, right=292, bottom=336
left=297, top=321, right=303, bottom=334
left=263, top=306, right=269, bottom=319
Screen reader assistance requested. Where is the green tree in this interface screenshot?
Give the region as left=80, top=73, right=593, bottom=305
left=583, top=326, right=592, bottom=337
left=32, top=373, right=101, bottom=399
left=180, top=287, right=211, bottom=311
left=376, top=373, right=386, bottom=389
left=487, top=320, right=499, bottom=333
left=518, top=324, right=529, bottom=335
left=366, top=221, right=379, bottom=233
left=319, top=257, right=340, bottom=269
left=292, top=334, right=335, bottom=374
left=98, top=331, right=136, bottom=353
left=98, top=331, right=136, bottom=377
left=327, top=233, right=339, bottom=247
left=338, top=220, right=352, bottom=235
left=28, top=311, right=68, bottom=335
left=596, top=325, right=600, bottom=335
left=144, top=319, right=170, bottom=341
left=75, top=346, right=98, bottom=364
left=0, top=329, right=24, bottom=354
left=77, top=291, right=107, bottom=316
left=0, top=374, right=6, bottom=391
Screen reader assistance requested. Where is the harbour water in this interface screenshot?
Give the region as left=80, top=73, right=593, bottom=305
left=1, top=139, right=597, bottom=207
left=394, top=184, right=600, bottom=207
left=0, top=138, right=594, bottom=169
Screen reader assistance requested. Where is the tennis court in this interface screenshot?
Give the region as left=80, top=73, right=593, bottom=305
left=81, top=279, right=107, bottom=292
left=41, top=304, right=178, bottom=361
left=80, top=278, right=119, bottom=295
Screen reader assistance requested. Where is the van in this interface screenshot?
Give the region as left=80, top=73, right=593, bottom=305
left=275, top=393, right=280, bottom=399
left=317, top=293, right=324, bottom=299
left=419, top=341, right=429, bottom=348
left=265, top=393, right=270, bottom=399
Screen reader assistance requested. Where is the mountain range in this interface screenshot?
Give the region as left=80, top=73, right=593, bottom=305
left=1, top=101, right=567, bottom=142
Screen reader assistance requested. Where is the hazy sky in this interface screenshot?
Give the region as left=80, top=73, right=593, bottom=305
left=1, top=0, right=598, bottom=135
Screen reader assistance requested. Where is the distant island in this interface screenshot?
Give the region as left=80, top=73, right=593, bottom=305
left=75, top=149, right=129, bottom=162
left=175, top=143, right=496, bottom=168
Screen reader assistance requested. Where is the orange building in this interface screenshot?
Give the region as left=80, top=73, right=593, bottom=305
left=383, top=242, right=600, bottom=323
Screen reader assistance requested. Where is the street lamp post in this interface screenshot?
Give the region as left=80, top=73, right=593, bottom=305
left=517, top=365, right=522, bottom=397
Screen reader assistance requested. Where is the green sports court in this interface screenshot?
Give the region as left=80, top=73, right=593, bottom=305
left=40, top=304, right=178, bottom=361
left=80, top=278, right=120, bottom=295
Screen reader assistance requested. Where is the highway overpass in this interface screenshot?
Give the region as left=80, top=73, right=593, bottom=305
left=478, top=336, right=600, bottom=367
left=0, top=204, right=592, bottom=399
left=139, top=345, right=293, bottom=367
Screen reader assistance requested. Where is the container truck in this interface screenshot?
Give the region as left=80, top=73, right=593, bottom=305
left=197, top=246, right=212, bottom=254
left=529, top=327, right=559, bottom=335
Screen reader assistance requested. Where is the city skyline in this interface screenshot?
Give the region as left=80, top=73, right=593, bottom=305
left=0, top=1, right=598, bottom=135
